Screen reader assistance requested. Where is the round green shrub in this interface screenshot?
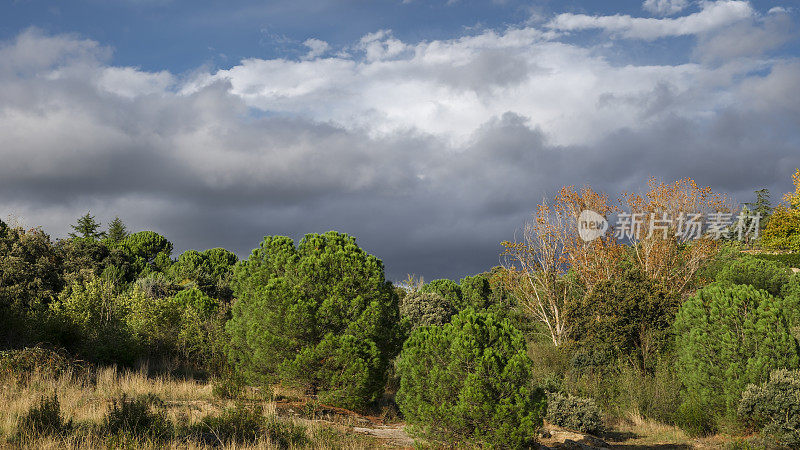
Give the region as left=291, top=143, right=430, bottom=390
left=674, top=283, right=800, bottom=430
left=0, top=347, right=77, bottom=383
left=399, top=291, right=455, bottom=328
left=677, top=395, right=716, bottom=437
left=226, top=231, right=403, bottom=411
left=751, top=253, right=800, bottom=269
left=395, top=309, right=546, bottom=447
left=545, top=392, right=603, bottom=435
left=738, top=368, right=800, bottom=447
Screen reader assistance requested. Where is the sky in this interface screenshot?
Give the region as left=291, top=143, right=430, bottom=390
left=0, top=0, right=798, bottom=281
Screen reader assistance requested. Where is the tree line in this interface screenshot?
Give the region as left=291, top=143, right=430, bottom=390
left=2, top=169, right=800, bottom=447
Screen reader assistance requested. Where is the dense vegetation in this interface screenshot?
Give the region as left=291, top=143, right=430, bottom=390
left=2, top=170, right=800, bottom=447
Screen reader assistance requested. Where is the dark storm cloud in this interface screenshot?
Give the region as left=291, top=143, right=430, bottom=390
left=1, top=13, right=799, bottom=281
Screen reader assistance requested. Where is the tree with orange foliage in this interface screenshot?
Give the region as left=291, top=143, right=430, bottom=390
left=762, top=169, right=800, bottom=252
left=786, top=169, right=800, bottom=208
left=502, top=178, right=731, bottom=345
left=501, top=186, right=624, bottom=346
left=618, top=177, right=731, bottom=295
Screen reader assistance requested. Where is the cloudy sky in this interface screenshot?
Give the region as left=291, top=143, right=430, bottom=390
left=1, top=0, right=798, bottom=280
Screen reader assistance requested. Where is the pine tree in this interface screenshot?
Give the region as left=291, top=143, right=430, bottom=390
left=69, top=212, right=105, bottom=240
left=744, top=188, right=773, bottom=232
left=106, top=217, right=128, bottom=243
left=226, top=231, right=403, bottom=410
left=674, top=283, right=800, bottom=429
left=396, top=309, right=546, bottom=446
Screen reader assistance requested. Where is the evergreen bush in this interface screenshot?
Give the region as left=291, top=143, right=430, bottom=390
left=226, top=232, right=403, bottom=411
left=545, top=391, right=603, bottom=434
left=674, top=283, right=800, bottom=430
left=738, top=368, right=800, bottom=447
left=395, top=309, right=546, bottom=447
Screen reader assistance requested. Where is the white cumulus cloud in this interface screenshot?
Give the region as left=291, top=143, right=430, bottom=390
left=549, top=0, right=752, bottom=40
left=643, top=0, right=690, bottom=16
left=303, top=38, right=330, bottom=60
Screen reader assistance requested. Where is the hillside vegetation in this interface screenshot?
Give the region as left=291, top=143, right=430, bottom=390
left=2, top=170, right=800, bottom=448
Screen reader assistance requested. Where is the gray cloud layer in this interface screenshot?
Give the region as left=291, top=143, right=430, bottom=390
left=2, top=2, right=800, bottom=280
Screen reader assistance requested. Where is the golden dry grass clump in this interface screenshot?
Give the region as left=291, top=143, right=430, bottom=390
left=0, top=349, right=381, bottom=449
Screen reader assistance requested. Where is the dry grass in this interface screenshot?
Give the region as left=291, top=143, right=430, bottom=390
left=0, top=366, right=384, bottom=449
left=0, top=366, right=215, bottom=436
left=604, top=412, right=745, bottom=449
left=14, top=432, right=381, bottom=450
left=611, top=413, right=690, bottom=445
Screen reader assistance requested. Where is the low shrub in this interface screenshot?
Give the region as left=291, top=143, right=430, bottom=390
left=564, top=358, right=681, bottom=426
left=17, top=393, right=71, bottom=437
left=191, top=405, right=264, bottom=444
left=569, top=349, right=614, bottom=373
left=738, top=368, right=800, bottom=447
left=264, top=416, right=307, bottom=449
left=545, top=392, right=603, bottom=434
left=615, top=358, right=680, bottom=425
left=190, top=405, right=306, bottom=448
left=212, top=376, right=244, bottom=399
left=698, top=241, right=744, bottom=281
left=103, top=393, right=172, bottom=440
left=527, top=342, right=570, bottom=394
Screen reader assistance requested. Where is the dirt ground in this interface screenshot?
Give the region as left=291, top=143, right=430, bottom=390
left=272, top=399, right=743, bottom=449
